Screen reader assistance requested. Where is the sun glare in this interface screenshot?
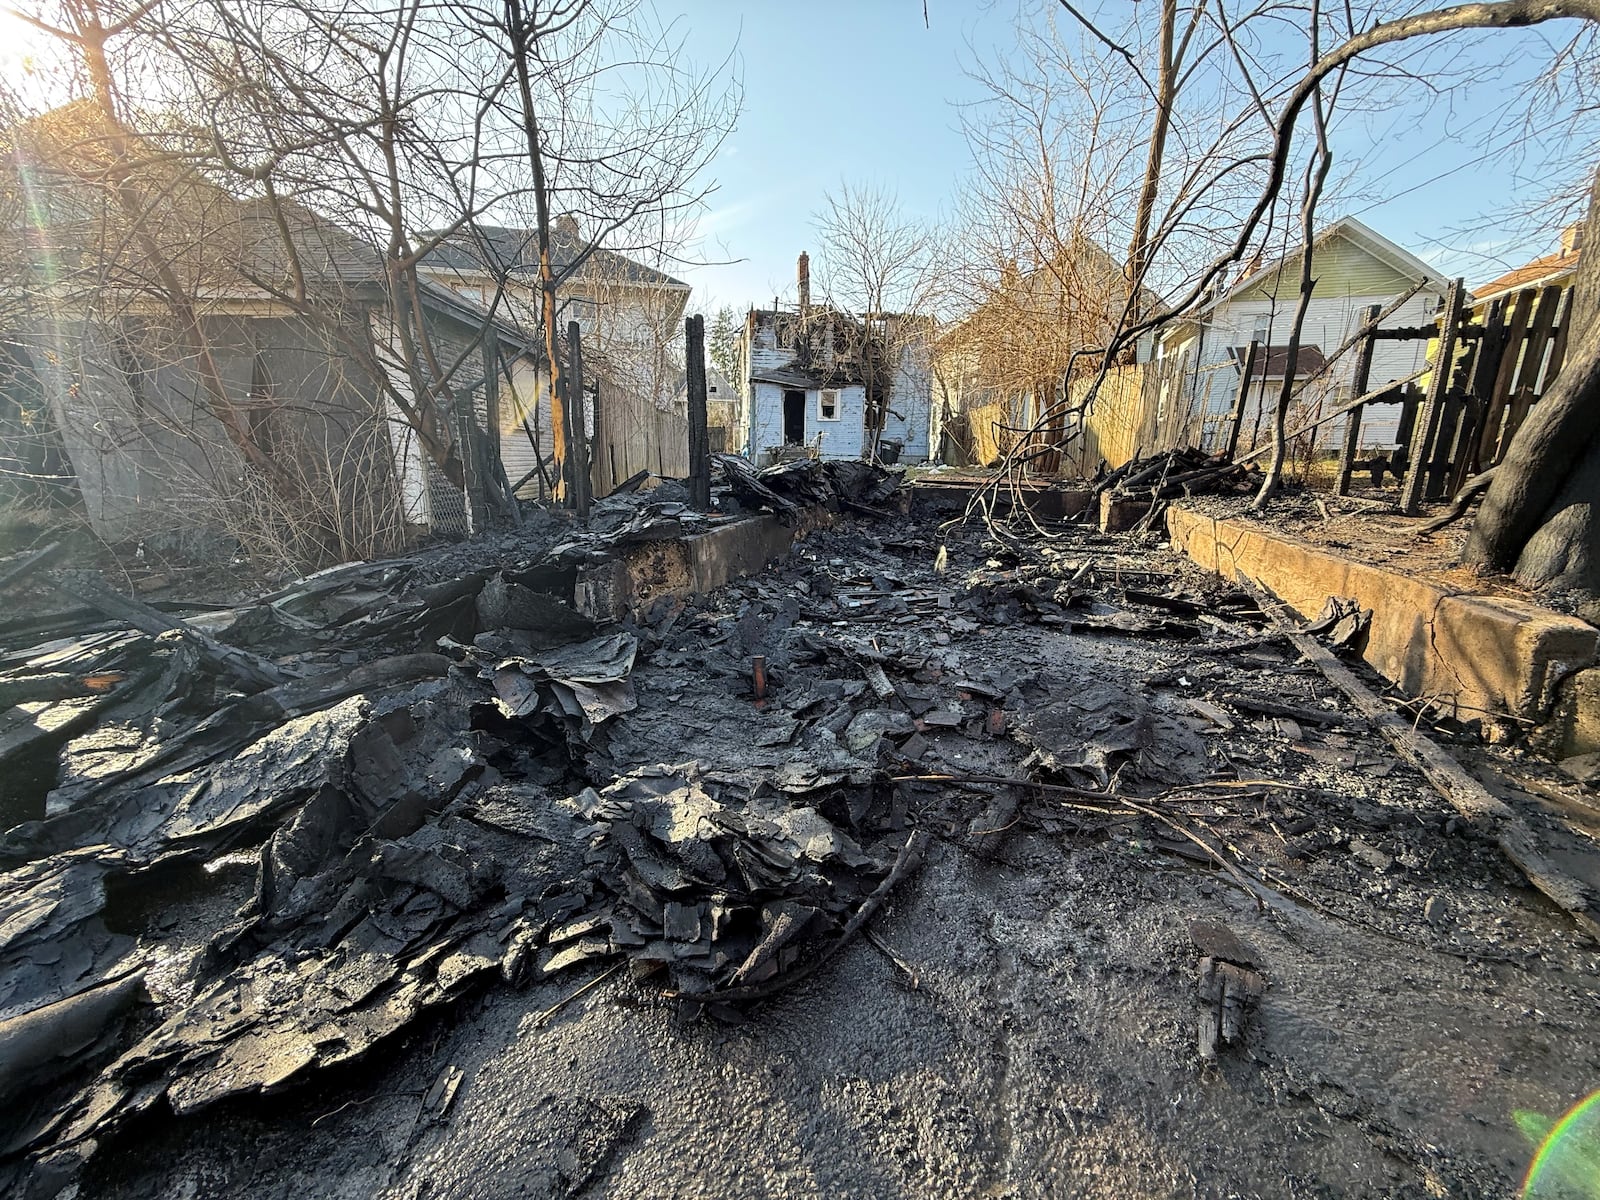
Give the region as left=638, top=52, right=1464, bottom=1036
left=0, top=7, right=78, bottom=105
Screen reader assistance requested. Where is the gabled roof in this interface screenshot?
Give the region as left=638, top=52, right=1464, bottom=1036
left=1209, top=216, right=1448, bottom=312
left=420, top=223, right=688, bottom=289
left=7, top=104, right=540, bottom=358
left=1472, top=247, right=1581, bottom=305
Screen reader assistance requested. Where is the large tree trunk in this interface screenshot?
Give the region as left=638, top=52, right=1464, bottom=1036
left=1465, top=167, right=1600, bottom=605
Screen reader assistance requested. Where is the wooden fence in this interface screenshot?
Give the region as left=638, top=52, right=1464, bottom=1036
left=590, top=378, right=690, bottom=496
left=1333, top=276, right=1573, bottom=511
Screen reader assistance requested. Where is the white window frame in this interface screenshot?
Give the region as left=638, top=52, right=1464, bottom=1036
left=817, top=388, right=840, bottom=421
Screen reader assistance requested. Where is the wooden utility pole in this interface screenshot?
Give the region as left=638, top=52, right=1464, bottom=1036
left=686, top=313, right=711, bottom=509
left=567, top=319, right=591, bottom=518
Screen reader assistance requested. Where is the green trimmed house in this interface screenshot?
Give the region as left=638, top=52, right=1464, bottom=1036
left=1152, top=217, right=1449, bottom=454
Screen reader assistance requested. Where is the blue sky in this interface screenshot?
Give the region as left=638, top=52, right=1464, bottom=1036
left=667, top=1, right=1594, bottom=316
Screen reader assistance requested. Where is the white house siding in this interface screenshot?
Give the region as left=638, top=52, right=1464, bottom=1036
left=748, top=381, right=783, bottom=455
left=882, top=341, right=933, bottom=462
left=1186, top=289, right=1440, bottom=453
left=749, top=380, right=869, bottom=462
left=498, top=357, right=553, bottom=500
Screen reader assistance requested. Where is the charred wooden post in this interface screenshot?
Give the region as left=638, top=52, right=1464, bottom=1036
left=1428, top=394, right=1466, bottom=501
left=1222, top=340, right=1259, bottom=461
left=590, top=376, right=608, bottom=496
left=1334, top=306, right=1380, bottom=496
left=1544, top=286, right=1575, bottom=385
left=686, top=313, right=711, bottom=510
left=1477, top=288, right=1535, bottom=468
left=1458, top=296, right=1508, bottom=485
left=1395, top=390, right=1420, bottom=467
left=567, top=320, right=591, bottom=519
left=1499, top=285, right=1565, bottom=459
left=1400, top=278, right=1465, bottom=515
left=480, top=338, right=521, bottom=527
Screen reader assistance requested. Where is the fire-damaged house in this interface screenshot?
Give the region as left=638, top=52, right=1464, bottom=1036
left=416, top=219, right=694, bottom=496
left=736, top=254, right=931, bottom=466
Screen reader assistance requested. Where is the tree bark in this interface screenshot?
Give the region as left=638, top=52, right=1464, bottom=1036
left=1125, top=0, right=1178, bottom=317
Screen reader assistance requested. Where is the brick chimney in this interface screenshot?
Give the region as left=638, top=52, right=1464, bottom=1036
left=797, top=251, right=811, bottom=312
left=1562, top=221, right=1585, bottom=257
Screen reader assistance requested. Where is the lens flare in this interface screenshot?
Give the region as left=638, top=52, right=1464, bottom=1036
left=1521, top=1091, right=1600, bottom=1199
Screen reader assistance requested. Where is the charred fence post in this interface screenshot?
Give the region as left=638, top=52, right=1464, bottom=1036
left=1223, top=339, right=1260, bottom=461
left=686, top=313, right=711, bottom=510
left=1460, top=296, right=1509, bottom=484
left=1334, top=306, right=1380, bottom=496
left=1400, top=278, right=1465, bottom=515
left=567, top=319, right=591, bottom=520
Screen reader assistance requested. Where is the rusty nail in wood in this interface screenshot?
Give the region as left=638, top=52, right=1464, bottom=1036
left=752, top=656, right=767, bottom=701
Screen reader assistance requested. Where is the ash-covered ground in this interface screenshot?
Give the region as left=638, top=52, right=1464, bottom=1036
left=5, top=482, right=1599, bottom=1200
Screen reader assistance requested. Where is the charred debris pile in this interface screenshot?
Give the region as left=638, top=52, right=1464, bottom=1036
left=0, top=454, right=1539, bottom=1192
left=1091, top=446, right=1264, bottom=530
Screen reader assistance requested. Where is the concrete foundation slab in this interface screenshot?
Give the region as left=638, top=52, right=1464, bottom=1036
left=1166, top=505, right=1600, bottom=749
left=576, top=510, right=832, bottom=620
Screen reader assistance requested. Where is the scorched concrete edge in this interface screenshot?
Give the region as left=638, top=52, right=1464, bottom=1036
left=1166, top=504, right=1600, bottom=756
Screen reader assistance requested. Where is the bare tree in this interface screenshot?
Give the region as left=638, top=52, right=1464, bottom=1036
left=812, top=181, right=940, bottom=459
left=498, top=0, right=736, bottom=501
left=943, top=1, right=1304, bottom=473
left=0, top=0, right=737, bottom=560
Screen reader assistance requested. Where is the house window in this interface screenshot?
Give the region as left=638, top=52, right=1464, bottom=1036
left=818, top=389, right=839, bottom=421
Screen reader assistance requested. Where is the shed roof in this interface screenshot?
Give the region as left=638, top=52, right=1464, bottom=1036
left=1471, top=248, right=1581, bottom=305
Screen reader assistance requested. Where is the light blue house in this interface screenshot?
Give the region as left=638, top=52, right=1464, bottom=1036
left=736, top=255, right=931, bottom=466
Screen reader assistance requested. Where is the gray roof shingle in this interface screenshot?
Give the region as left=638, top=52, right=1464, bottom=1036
left=420, top=223, right=687, bottom=289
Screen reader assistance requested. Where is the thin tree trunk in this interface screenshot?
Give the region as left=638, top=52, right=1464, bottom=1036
left=1125, top=0, right=1178, bottom=315
left=507, top=0, right=570, bottom=504
left=1254, top=83, right=1332, bottom=510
